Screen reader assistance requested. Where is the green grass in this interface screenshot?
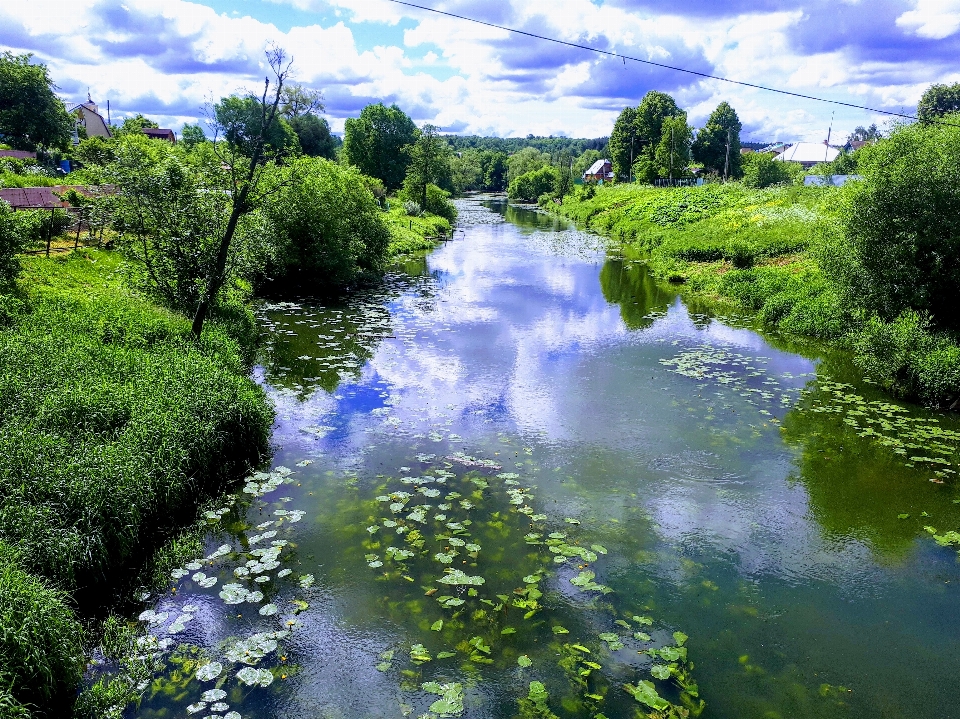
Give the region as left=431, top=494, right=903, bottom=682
left=385, top=206, right=452, bottom=255
left=0, top=249, right=274, bottom=715
left=558, top=183, right=850, bottom=341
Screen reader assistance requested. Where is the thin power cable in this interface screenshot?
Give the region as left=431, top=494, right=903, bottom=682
left=387, top=0, right=953, bottom=125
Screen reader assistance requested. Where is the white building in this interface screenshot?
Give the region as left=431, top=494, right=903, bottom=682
left=69, top=95, right=111, bottom=142
left=773, top=142, right=839, bottom=169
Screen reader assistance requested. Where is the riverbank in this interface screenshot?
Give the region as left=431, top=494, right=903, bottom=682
left=0, top=249, right=274, bottom=717
left=385, top=205, right=453, bottom=256
left=553, top=183, right=960, bottom=406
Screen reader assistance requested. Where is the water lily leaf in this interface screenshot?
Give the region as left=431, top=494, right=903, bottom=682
left=632, top=615, right=652, bottom=626
left=897, top=513, right=910, bottom=519
left=196, top=662, right=223, bottom=681
left=201, top=689, right=227, bottom=702
left=259, top=603, right=278, bottom=616
left=673, top=631, right=688, bottom=646
left=224, top=712, right=241, bottom=719
left=625, top=680, right=669, bottom=711
left=651, top=665, right=672, bottom=680
left=517, top=655, right=532, bottom=667
left=236, top=667, right=274, bottom=687
left=501, top=627, right=516, bottom=635
left=437, top=569, right=485, bottom=586
left=299, top=574, right=315, bottom=589
left=437, top=651, right=457, bottom=659
left=277, top=568, right=292, bottom=578
left=552, top=626, right=569, bottom=634
left=634, top=632, right=651, bottom=642
left=590, top=543, right=608, bottom=555
left=410, top=643, right=432, bottom=662
left=186, top=702, right=207, bottom=714
left=220, top=584, right=248, bottom=604
left=564, top=518, right=581, bottom=525
left=431, top=620, right=444, bottom=631
left=423, top=682, right=464, bottom=717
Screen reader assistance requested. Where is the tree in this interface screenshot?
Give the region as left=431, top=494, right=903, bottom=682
left=508, top=166, right=560, bottom=202
left=653, top=114, right=693, bottom=179
left=114, top=114, right=159, bottom=136
left=213, top=95, right=299, bottom=158
left=692, top=102, right=743, bottom=179
left=608, top=107, right=639, bottom=181
left=847, top=124, right=880, bottom=143
left=402, top=123, right=452, bottom=207
left=479, top=151, right=508, bottom=191
left=450, top=149, right=483, bottom=195
left=280, top=83, right=324, bottom=118
left=181, top=123, right=207, bottom=149
left=507, top=147, right=546, bottom=184
left=342, top=103, right=417, bottom=190
left=0, top=52, right=73, bottom=151
left=828, top=114, right=960, bottom=332
left=191, top=46, right=294, bottom=336
left=635, top=91, right=682, bottom=151
left=917, top=82, right=960, bottom=122
left=742, top=153, right=796, bottom=188
left=573, top=149, right=603, bottom=179
left=280, top=83, right=337, bottom=159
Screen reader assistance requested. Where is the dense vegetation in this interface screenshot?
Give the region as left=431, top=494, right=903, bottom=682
left=555, top=114, right=960, bottom=407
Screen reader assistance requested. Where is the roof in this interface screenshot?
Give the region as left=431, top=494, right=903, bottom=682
left=585, top=158, right=611, bottom=175
left=0, top=187, right=69, bottom=209
left=0, top=150, right=36, bottom=160
left=774, top=142, right=840, bottom=164
left=143, top=128, right=176, bottom=142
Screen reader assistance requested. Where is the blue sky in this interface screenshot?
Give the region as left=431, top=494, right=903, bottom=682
left=2, top=0, right=958, bottom=142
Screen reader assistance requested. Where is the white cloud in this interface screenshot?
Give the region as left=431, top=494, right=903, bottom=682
left=897, top=0, right=960, bottom=39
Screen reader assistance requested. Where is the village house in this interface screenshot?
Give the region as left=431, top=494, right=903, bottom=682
left=773, top=142, right=840, bottom=169
left=70, top=95, right=111, bottom=141
left=583, top=158, right=614, bottom=183
left=143, top=128, right=176, bottom=143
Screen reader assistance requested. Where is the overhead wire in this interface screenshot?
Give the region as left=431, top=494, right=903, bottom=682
left=386, top=0, right=958, bottom=127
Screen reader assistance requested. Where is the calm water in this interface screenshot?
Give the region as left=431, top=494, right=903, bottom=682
left=128, top=198, right=960, bottom=719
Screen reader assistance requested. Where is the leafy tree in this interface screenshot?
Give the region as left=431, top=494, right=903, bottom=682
left=342, top=103, right=417, bottom=190
left=507, top=147, right=546, bottom=184
left=213, top=94, right=299, bottom=159
left=479, top=151, right=508, bottom=191
left=847, top=124, right=880, bottom=143
left=653, top=114, right=693, bottom=179
left=450, top=149, right=483, bottom=195
left=402, top=123, right=452, bottom=207
left=0, top=201, right=26, bottom=289
left=608, top=107, right=639, bottom=181
left=75, top=136, right=116, bottom=167
left=741, top=153, right=796, bottom=188
left=279, top=83, right=337, bottom=159
left=508, top=166, right=560, bottom=202
left=827, top=114, right=960, bottom=332
left=180, top=123, right=207, bottom=149
left=635, top=91, right=682, bottom=150
left=692, top=102, right=743, bottom=178
left=917, top=82, right=960, bottom=122
left=114, top=114, right=159, bottom=136
left=262, top=157, right=390, bottom=291
left=0, top=52, right=73, bottom=151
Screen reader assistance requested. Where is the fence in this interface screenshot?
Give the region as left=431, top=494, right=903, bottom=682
left=11, top=205, right=104, bottom=257
left=652, top=178, right=704, bottom=188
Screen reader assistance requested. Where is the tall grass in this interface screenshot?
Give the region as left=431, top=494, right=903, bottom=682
left=0, top=249, right=274, bottom=715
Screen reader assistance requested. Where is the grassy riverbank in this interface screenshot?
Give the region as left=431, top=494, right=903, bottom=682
left=0, top=249, right=273, bottom=717
left=385, top=205, right=453, bottom=255
left=554, top=182, right=960, bottom=406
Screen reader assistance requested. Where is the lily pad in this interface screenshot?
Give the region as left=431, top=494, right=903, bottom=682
left=517, top=654, right=532, bottom=667
left=196, top=662, right=223, bottom=681
left=236, top=667, right=274, bottom=687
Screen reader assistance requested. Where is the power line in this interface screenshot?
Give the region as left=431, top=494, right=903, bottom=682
left=386, top=0, right=942, bottom=125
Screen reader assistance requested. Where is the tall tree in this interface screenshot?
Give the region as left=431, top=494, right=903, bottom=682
left=0, top=52, right=73, bottom=151
left=342, top=103, right=417, bottom=190
left=192, top=46, right=293, bottom=337
left=280, top=83, right=337, bottom=159
left=635, top=91, right=683, bottom=150
left=847, top=124, right=880, bottom=143
left=403, top=124, right=452, bottom=207
left=214, top=95, right=299, bottom=157
left=692, top=102, right=743, bottom=179
left=608, top=107, right=639, bottom=181
left=917, top=82, right=960, bottom=122
left=114, top=114, right=159, bottom=136
left=653, top=114, right=693, bottom=179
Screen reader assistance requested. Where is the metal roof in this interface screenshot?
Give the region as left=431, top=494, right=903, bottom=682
left=585, top=159, right=611, bottom=175
left=774, top=142, right=840, bottom=163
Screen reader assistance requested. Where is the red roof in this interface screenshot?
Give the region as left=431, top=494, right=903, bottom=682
left=0, top=150, right=36, bottom=160
left=143, top=128, right=176, bottom=142
left=0, top=185, right=112, bottom=208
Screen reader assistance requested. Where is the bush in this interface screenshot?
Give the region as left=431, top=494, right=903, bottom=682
left=508, top=166, right=560, bottom=202
left=0, top=201, right=24, bottom=288
left=742, top=153, right=800, bottom=188
left=403, top=200, right=422, bottom=216
left=834, top=115, right=960, bottom=331
left=263, top=157, right=391, bottom=292
left=423, top=184, right=457, bottom=223
left=0, top=542, right=85, bottom=715
left=0, top=251, right=273, bottom=592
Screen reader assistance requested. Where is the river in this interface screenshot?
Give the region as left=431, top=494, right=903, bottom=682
left=128, top=197, right=960, bottom=719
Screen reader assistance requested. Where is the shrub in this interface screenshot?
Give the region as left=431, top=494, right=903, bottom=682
left=834, top=115, right=960, bottom=331
left=423, top=184, right=457, bottom=223
left=403, top=200, right=422, bottom=216
left=263, top=157, right=391, bottom=292
left=508, top=166, right=560, bottom=202
left=0, top=201, right=24, bottom=288
left=742, top=153, right=799, bottom=188
left=0, top=542, right=85, bottom=714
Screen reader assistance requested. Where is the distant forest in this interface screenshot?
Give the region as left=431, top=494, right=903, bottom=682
left=442, top=135, right=609, bottom=156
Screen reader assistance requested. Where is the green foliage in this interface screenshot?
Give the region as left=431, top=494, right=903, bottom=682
left=610, top=92, right=685, bottom=182
left=830, top=115, right=960, bottom=331
left=847, top=124, right=881, bottom=143
left=572, top=149, right=603, bottom=178
left=652, top=114, right=693, bottom=180
left=0, top=250, right=273, bottom=593
left=692, top=101, right=743, bottom=178
left=113, top=114, right=159, bottom=136
left=262, top=158, right=391, bottom=291
left=213, top=95, right=299, bottom=158
left=917, top=82, right=960, bottom=121
left=509, top=166, right=560, bottom=202
left=853, top=311, right=960, bottom=405
left=507, top=147, right=547, bottom=185
left=179, top=123, right=206, bottom=150
left=342, top=103, right=417, bottom=190
left=608, top=106, right=639, bottom=181
left=0, top=52, right=73, bottom=151
left=742, top=153, right=799, bottom=188
left=0, top=542, right=85, bottom=714
left=402, top=124, right=453, bottom=206
left=288, top=113, right=338, bottom=158
left=384, top=206, right=451, bottom=255
left=0, top=202, right=25, bottom=288
left=108, top=134, right=273, bottom=312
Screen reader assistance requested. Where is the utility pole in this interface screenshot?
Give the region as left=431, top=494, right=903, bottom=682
left=723, top=127, right=732, bottom=182
left=669, top=126, right=674, bottom=182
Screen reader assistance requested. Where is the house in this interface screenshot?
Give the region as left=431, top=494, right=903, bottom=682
left=756, top=142, right=790, bottom=156
left=773, top=142, right=839, bottom=169
left=143, top=128, right=176, bottom=143
left=70, top=95, right=111, bottom=141
left=0, top=150, right=37, bottom=160
left=583, top=158, right=614, bottom=183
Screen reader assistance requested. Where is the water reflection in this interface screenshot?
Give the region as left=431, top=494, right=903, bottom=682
left=599, top=258, right=675, bottom=330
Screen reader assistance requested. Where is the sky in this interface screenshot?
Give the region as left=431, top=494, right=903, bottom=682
left=2, top=0, right=959, bottom=143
